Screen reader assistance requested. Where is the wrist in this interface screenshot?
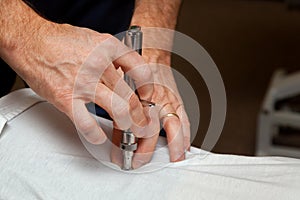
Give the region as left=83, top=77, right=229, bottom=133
left=142, top=49, right=171, bottom=66
left=131, top=0, right=181, bottom=29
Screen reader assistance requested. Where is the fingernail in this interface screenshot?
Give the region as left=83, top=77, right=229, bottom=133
left=94, top=135, right=107, bottom=144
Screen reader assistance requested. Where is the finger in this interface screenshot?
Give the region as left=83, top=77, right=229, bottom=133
left=110, top=128, right=123, bottom=167
left=113, top=50, right=151, bottom=84
left=160, top=104, right=185, bottom=162
left=113, top=51, right=154, bottom=102
left=112, top=106, right=160, bottom=169
left=132, top=132, right=160, bottom=169
left=163, top=117, right=185, bottom=162
left=131, top=104, right=160, bottom=139
left=101, top=64, right=132, bottom=100
left=71, top=99, right=107, bottom=144
left=177, top=105, right=191, bottom=151
left=101, top=64, right=148, bottom=132
left=164, top=90, right=190, bottom=151
left=94, top=82, right=148, bottom=137
left=93, top=83, right=131, bottom=131
left=167, top=90, right=190, bottom=151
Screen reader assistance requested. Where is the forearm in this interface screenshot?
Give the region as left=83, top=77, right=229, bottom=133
left=0, top=0, right=46, bottom=67
left=131, top=0, right=182, bottom=65
left=131, top=0, right=182, bottom=29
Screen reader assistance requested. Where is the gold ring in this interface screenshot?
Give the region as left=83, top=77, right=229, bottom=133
left=140, top=100, right=156, bottom=108
left=161, top=112, right=179, bottom=120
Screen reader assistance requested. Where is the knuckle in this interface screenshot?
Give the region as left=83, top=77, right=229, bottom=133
left=153, top=87, right=167, bottom=103
left=128, top=95, right=141, bottom=110
left=142, top=66, right=153, bottom=82
left=52, top=90, right=73, bottom=111
left=101, top=34, right=119, bottom=51
left=87, top=54, right=109, bottom=70
left=101, top=33, right=113, bottom=40
left=164, top=117, right=181, bottom=129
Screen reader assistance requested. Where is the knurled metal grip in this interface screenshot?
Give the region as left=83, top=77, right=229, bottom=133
left=120, top=143, right=137, bottom=151
left=120, top=131, right=137, bottom=170
left=124, top=25, right=143, bottom=55
left=121, top=131, right=137, bottom=152
left=121, top=25, right=143, bottom=171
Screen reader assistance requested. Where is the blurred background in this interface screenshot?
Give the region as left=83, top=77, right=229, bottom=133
left=11, top=0, right=300, bottom=156
left=172, top=0, right=300, bottom=156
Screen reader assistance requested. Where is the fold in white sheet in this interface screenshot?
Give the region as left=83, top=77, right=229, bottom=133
left=0, top=89, right=300, bottom=200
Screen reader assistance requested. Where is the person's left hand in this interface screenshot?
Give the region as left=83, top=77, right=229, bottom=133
left=111, top=49, right=191, bottom=169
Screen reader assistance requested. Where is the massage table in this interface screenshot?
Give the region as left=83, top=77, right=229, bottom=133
left=0, top=89, right=299, bottom=199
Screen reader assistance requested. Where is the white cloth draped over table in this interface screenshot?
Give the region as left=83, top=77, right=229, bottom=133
left=0, top=89, right=299, bottom=200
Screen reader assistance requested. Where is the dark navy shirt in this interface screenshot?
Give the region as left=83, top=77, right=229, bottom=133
left=24, top=0, right=135, bottom=34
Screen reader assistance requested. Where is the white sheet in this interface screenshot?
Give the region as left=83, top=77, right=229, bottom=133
left=0, top=89, right=300, bottom=200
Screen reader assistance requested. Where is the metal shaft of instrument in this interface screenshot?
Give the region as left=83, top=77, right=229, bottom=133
left=121, top=26, right=143, bottom=170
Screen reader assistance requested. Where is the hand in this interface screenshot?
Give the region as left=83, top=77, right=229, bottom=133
left=3, top=16, right=154, bottom=144
left=136, top=49, right=191, bottom=166
left=111, top=49, right=191, bottom=169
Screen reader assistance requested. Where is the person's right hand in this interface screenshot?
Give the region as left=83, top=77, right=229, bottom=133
left=1, top=6, right=154, bottom=144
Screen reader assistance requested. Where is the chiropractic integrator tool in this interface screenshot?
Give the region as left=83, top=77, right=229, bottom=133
left=120, top=26, right=143, bottom=170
